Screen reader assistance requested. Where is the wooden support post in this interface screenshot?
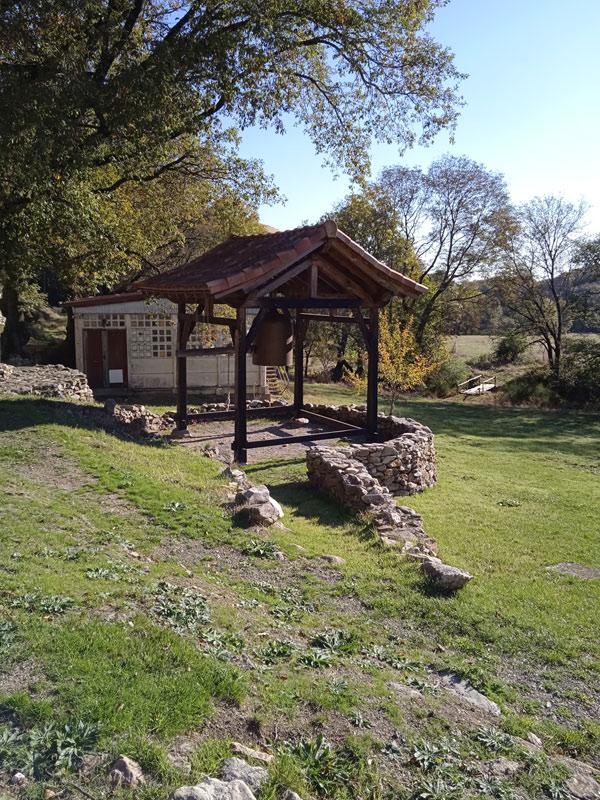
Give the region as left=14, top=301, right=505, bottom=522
left=367, top=307, right=379, bottom=436
left=293, top=312, right=305, bottom=414
left=233, top=306, right=247, bottom=463
left=176, top=302, right=188, bottom=431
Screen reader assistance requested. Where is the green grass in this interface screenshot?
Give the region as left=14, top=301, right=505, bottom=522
left=27, top=616, right=242, bottom=740
left=1, top=390, right=599, bottom=798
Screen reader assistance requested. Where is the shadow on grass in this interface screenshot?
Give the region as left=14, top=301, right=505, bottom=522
left=270, top=480, right=354, bottom=529
left=395, top=399, right=600, bottom=462
left=0, top=397, right=165, bottom=448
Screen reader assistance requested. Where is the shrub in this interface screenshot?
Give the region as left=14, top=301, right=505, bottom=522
left=493, top=332, right=527, bottom=365
left=467, top=350, right=495, bottom=370
left=501, top=369, right=559, bottom=407
left=502, top=339, right=600, bottom=408
left=425, top=357, right=470, bottom=397
left=558, top=338, right=600, bottom=405
left=0, top=720, right=100, bottom=779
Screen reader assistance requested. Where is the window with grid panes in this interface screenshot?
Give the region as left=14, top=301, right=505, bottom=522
left=130, top=314, right=174, bottom=358
left=80, top=313, right=125, bottom=328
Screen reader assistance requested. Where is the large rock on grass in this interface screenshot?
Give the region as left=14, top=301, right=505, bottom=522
left=220, top=758, right=269, bottom=793
left=170, top=779, right=256, bottom=800
left=237, top=485, right=283, bottom=527
left=438, top=672, right=501, bottom=716
left=109, top=755, right=145, bottom=788
left=422, top=558, right=472, bottom=591
left=566, top=771, right=600, bottom=800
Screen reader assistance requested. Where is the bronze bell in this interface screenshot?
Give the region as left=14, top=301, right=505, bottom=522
left=252, top=309, right=293, bottom=366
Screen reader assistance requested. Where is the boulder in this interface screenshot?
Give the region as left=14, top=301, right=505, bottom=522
left=282, top=792, right=304, bottom=800
left=566, top=772, right=600, bottom=800
left=220, top=758, right=269, bottom=793
left=437, top=672, right=501, bottom=716
left=247, top=499, right=283, bottom=527
left=109, top=755, right=145, bottom=788
left=240, top=485, right=271, bottom=505
left=238, top=484, right=283, bottom=527
left=487, top=759, right=521, bottom=778
left=319, top=554, right=345, bottom=566
left=422, top=559, right=472, bottom=591
left=170, top=779, right=256, bottom=800
left=527, top=732, right=543, bottom=748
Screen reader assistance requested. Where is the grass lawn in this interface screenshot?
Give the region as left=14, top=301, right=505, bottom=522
left=0, top=388, right=599, bottom=799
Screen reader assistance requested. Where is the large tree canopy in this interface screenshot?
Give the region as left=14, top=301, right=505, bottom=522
left=1, top=0, right=462, bottom=185
left=497, top=195, right=589, bottom=374
left=0, top=0, right=463, bottom=357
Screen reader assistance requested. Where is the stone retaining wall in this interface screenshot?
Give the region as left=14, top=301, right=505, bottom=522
left=304, top=403, right=436, bottom=495
left=0, top=363, right=93, bottom=401
left=306, top=444, right=437, bottom=555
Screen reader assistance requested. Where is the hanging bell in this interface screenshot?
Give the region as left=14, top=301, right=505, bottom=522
left=252, top=309, right=293, bottom=366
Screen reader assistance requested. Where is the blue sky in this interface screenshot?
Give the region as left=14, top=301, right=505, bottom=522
left=237, top=0, right=600, bottom=232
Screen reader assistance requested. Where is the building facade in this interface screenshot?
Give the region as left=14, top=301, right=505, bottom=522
left=69, top=293, right=266, bottom=395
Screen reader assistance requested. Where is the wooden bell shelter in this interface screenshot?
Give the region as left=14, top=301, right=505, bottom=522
left=135, top=220, right=427, bottom=463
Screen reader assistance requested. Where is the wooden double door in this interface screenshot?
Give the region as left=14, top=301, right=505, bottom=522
left=84, top=329, right=128, bottom=389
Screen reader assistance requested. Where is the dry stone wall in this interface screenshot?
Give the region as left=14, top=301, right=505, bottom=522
left=306, top=443, right=437, bottom=556
left=0, top=363, right=93, bottom=400
left=305, top=405, right=472, bottom=588
left=304, top=403, right=436, bottom=495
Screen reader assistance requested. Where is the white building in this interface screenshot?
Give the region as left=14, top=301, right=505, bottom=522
left=67, top=292, right=266, bottom=395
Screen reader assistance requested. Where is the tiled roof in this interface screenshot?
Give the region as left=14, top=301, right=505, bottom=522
left=64, top=291, right=147, bottom=308
left=71, top=221, right=427, bottom=308
left=135, top=223, right=328, bottom=299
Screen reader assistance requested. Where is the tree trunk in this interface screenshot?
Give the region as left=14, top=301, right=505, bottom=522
left=331, top=328, right=350, bottom=382
left=54, top=307, right=76, bottom=367
left=388, top=387, right=397, bottom=416
left=415, top=296, right=437, bottom=345
left=0, top=281, right=31, bottom=361
left=304, top=346, right=312, bottom=378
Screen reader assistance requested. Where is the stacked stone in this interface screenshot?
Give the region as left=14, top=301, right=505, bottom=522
left=306, top=445, right=437, bottom=556
left=192, top=398, right=288, bottom=413
left=304, top=403, right=436, bottom=495
left=104, top=401, right=168, bottom=435
left=0, top=363, right=93, bottom=400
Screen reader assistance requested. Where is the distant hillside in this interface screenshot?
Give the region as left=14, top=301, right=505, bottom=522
left=443, top=271, right=600, bottom=336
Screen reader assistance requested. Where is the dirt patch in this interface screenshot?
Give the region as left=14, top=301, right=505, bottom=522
left=494, top=653, right=600, bottom=766
left=547, top=563, right=600, bottom=580
left=173, top=416, right=365, bottom=464
left=0, top=660, right=40, bottom=696
left=152, top=537, right=347, bottom=594
left=13, top=446, right=95, bottom=492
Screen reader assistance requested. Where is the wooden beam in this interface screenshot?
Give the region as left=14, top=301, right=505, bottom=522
left=237, top=258, right=312, bottom=302
left=233, top=307, right=247, bottom=463
left=186, top=405, right=290, bottom=422
left=293, top=312, right=306, bottom=413
left=298, top=313, right=366, bottom=324
left=303, top=409, right=364, bottom=431
left=203, top=315, right=236, bottom=329
left=176, top=346, right=235, bottom=357
left=244, top=427, right=367, bottom=448
left=316, top=256, right=374, bottom=304
left=310, top=262, right=318, bottom=297
left=367, top=307, right=379, bottom=436
left=176, top=302, right=189, bottom=431
left=252, top=298, right=362, bottom=309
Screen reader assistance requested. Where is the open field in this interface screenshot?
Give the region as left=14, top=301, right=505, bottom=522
left=0, top=388, right=599, bottom=799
